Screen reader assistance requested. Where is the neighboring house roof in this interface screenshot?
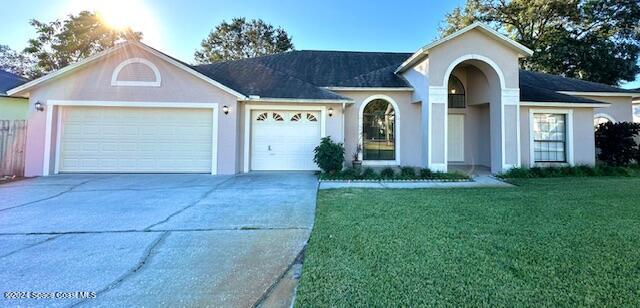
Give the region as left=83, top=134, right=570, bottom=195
left=0, top=69, right=27, bottom=97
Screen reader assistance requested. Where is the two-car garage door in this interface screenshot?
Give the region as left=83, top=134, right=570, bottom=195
left=59, top=106, right=214, bottom=173
left=55, top=106, right=321, bottom=173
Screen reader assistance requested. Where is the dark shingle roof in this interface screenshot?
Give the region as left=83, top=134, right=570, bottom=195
left=519, top=84, right=605, bottom=104
left=189, top=49, right=635, bottom=103
left=191, top=50, right=412, bottom=100
left=0, top=70, right=26, bottom=96
left=193, top=58, right=349, bottom=100
left=519, top=70, right=638, bottom=94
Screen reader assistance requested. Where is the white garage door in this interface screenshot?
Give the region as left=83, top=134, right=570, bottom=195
left=251, top=110, right=321, bottom=170
left=59, top=106, right=214, bottom=173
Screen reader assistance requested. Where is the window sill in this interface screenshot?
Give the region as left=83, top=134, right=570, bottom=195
left=362, top=160, right=399, bottom=166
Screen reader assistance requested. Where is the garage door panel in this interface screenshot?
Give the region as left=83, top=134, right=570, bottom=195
left=59, top=106, right=214, bottom=173
left=251, top=110, right=320, bottom=171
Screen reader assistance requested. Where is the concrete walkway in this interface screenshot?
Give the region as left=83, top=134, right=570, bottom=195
left=319, top=175, right=513, bottom=189
left=0, top=172, right=317, bottom=307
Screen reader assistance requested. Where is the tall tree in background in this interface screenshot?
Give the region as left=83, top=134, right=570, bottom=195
left=439, top=0, right=640, bottom=85
left=0, top=45, right=33, bottom=78
left=15, top=11, right=142, bottom=78
left=195, top=17, right=294, bottom=63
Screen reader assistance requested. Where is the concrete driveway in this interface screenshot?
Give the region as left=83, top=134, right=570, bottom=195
left=0, top=172, right=317, bottom=307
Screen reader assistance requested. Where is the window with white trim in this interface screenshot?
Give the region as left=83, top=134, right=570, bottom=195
left=533, top=113, right=567, bottom=163
left=362, top=99, right=396, bottom=160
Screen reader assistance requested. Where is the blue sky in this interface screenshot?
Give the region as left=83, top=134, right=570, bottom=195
left=1, top=0, right=638, bottom=88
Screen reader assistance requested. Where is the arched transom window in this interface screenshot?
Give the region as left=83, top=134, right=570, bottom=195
left=594, top=113, right=615, bottom=129
left=448, top=75, right=465, bottom=108
left=362, top=99, right=396, bottom=160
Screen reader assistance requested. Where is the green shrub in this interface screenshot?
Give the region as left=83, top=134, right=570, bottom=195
left=431, top=171, right=469, bottom=180
left=339, top=168, right=358, bottom=179
left=380, top=167, right=395, bottom=179
left=313, top=136, right=345, bottom=174
left=499, top=165, right=638, bottom=179
left=420, top=168, right=433, bottom=179
left=361, top=167, right=377, bottom=179
left=400, top=166, right=416, bottom=178
left=595, top=122, right=640, bottom=166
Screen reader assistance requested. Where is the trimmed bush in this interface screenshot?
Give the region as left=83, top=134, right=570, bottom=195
left=400, top=166, right=416, bottom=178
left=361, top=167, right=377, bottom=179
left=499, top=165, right=639, bottom=178
left=595, top=122, right=640, bottom=166
left=318, top=166, right=471, bottom=181
left=313, top=136, right=345, bottom=174
left=420, top=168, right=433, bottom=179
left=380, top=167, right=396, bottom=179
left=339, top=168, right=358, bottom=179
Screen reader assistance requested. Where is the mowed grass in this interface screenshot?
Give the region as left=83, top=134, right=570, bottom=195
left=295, top=177, right=640, bottom=306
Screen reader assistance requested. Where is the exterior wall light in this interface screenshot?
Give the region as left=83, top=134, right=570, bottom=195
left=328, top=107, right=334, bottom=117
left=222, top=105, right=230, bottom=115
left=34, top=101, right=45, bottom=112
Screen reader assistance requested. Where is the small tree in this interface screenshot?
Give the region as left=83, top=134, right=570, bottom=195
left=194, top=17, right=294, bottom=63
left=595, top=122, right=640, bottom=166
left=313, top=137, right=344, bottom=174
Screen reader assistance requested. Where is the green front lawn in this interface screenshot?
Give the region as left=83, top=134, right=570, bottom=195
left=296, top=177, right=640, bottom=306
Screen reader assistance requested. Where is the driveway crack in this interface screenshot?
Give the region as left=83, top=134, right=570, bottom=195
left=252, top=244, right=307, bottom=308
left=70, top=231, right=170, bottom=307
left=0, top=235, right=62, bottom=259
left=143, top=176, right=236, bottom=230
left=0, top=178, right=98, bottom=213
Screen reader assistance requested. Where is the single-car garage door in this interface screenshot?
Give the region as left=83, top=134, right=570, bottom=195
left=251, top=110, right=321, bottom=170
left=59, top=106, right=214, bottom=173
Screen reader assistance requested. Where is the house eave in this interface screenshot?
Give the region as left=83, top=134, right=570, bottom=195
left=557, top=91, right=640, bottom=98
left=6, top=41, right=248, bottom=100
left=239, top=97, right=354, bottom=104
left=322, top=87, right=414, bottom=92
left=520, top=101, right=609, bottom=108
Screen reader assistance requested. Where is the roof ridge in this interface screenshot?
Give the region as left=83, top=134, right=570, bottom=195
left=192, top=50, right=299, bottom=67
left=296, top=49, right=413, bottom=55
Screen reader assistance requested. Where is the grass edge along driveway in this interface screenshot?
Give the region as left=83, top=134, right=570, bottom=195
left=296, top=177, right=640, bottom=306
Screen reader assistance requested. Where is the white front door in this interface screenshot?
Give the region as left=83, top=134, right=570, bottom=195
left=59, top=106, right=215, bottom=173
left=250, top=110, right=321, bottom=170
left=447, top=114, right=464, bottom=162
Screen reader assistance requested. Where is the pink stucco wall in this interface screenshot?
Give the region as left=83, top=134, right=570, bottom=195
left=23, top=44, right=240, bottom=176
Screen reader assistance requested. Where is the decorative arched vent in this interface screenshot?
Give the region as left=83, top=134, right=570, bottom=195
left=291, top=113, right=302, bottom=121
left=306, top=113, right=318, bottom=122
left=256, top=112, right=268, bottom=121
left=111, top=58, right=161, bottom=87
left=273, top=113, right=284, bottom=121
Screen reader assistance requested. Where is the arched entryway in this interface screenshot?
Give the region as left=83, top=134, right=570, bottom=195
left=428, top=54, right=519, bottom=174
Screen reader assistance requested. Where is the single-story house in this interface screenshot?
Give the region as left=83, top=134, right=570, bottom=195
left=7, top=22, right=640, bottom=176
left=0, top=69, right=28, bottom=120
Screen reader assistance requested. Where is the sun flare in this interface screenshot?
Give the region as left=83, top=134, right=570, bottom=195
left=66, top=0, right=158, bottom=34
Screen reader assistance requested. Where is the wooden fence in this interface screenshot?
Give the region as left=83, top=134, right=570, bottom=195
left=0, top=120, right=27, bottom=177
